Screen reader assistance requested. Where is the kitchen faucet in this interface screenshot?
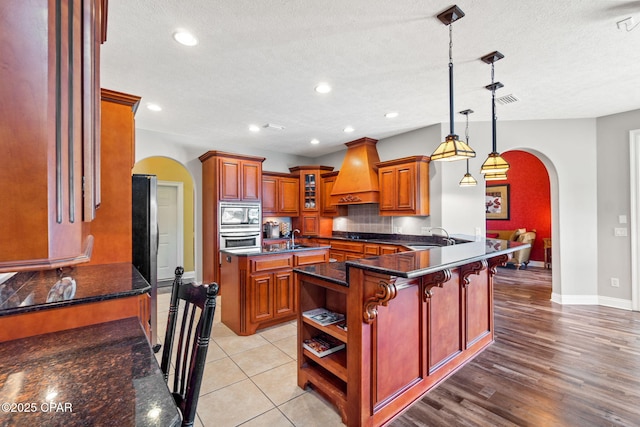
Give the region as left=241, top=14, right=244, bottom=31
left=291, top=229, right=301, bottom=247
left=429, top=227, right=455, bottom=245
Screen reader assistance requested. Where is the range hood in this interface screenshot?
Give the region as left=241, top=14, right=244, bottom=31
left=330, top=137, right=381, bottom=205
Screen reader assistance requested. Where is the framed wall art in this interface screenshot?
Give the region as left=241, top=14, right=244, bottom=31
left=485, top=184, right=510, bottom=220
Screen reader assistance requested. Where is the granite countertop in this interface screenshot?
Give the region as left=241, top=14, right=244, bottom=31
left=221, top=243, right=331, bottom=256
left=295, top=239, right=529, bottom=282
left=311, top=231, right=470, bottom=247
left=0, top=317, right=180, bottom=426
left=0, top=263, right=150, bottom=317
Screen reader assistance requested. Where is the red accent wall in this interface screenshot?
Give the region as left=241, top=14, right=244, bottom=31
left=486, top=150, right=551, bottom=262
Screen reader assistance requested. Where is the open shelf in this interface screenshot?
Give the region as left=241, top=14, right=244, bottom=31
left=303, top=348, right=347, bottom=382
left=302, top=317, right=348, bottom=343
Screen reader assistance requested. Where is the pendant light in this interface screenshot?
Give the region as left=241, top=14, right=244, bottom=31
left=458, top=109, right=477, bottom=186
left=430, top=5, right=476, bottom=162
left=480, top=51, right=509, bottom=177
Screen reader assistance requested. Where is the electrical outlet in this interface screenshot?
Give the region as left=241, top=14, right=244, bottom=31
left=614, top=228, right=628, bottom=237
left=421, top=227, right=429, bottom=235
left=611, top=278, right=620, bottom=287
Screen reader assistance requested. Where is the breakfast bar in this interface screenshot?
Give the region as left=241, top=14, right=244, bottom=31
left=294, top=238, right=527, bottom=427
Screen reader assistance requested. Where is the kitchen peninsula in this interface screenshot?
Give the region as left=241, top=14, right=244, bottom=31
left=294, top=238, right=527, bottom=427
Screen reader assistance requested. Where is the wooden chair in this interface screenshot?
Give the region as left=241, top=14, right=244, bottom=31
left=160, top=267, right=219, bottom=427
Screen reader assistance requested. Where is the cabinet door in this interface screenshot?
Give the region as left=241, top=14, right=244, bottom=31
left=242, top=161, right=261, bottom=201
left=330, top=251, right=346, bottom=262
left=321, top=175, right=337, bottom=215
left=219, top=158, right=241, bottom=200
left=302, top=215, right=319, bottom=235
left=274, top=271, right=295, bottom=317
left=302, top=172, right=319, bottom=211
left=396, top=164, right=416, bottom=211
left=378, top=168, right=397, bottom=211
left=250, top=273, right=274, bottom=323
left=262, top=176, right=278, bottom=214
left=279, top=177, right=299, bottom=215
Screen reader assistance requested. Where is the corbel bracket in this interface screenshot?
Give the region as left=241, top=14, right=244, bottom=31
left=363, top=280, right=398, bottom=324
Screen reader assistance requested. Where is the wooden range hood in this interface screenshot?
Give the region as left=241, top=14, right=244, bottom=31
left=330, top=137, right=380, bottom=205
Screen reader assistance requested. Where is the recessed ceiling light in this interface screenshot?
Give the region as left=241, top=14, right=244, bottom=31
left=314, top=83, right=332, bottom=94
left=248, top=125, right=260, bottom=132
left=343, top=126, right=355, bottom=133
left=146, top=103, right=162, bottom=112
left=385, top=112, right=399, bottom=118
left=310, top=139, right=320, bottom=145
left=173, top=30, right=198, bottom=47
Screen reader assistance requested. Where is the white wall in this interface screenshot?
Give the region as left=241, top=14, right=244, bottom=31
left=596, top=109, right=640, bottom=309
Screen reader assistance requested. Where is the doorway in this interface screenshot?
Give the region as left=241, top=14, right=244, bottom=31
left=157, top=181, right=184, bottom=281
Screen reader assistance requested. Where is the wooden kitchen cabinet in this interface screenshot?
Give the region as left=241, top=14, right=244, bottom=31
left=289, top=166, right=334, bottom=236
left=262, top=171, right=299, bottom=216
left=376, top=156, right=430, bottom=216
left=0, top=0, right=107, bottom=272
left=221, top=248, right=330, bottom=335
left=86, top=89, right=141, bottom=265
left=199, top=151, right=266, bottom=283
left=320, top=171, right=347, bottom=217
left=216, top=155, right=263, bottom=201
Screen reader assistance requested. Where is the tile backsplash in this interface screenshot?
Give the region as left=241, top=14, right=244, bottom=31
left=333, top=204, right=432, bottom=235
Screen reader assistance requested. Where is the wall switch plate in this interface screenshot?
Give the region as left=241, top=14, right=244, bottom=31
left=421, top=227, right=429, bottom=235
left=611, top=277, right=620, bottom=287
left=619, top=215, right=627, bottom=224
left=614, top=227, right=628, bottom=237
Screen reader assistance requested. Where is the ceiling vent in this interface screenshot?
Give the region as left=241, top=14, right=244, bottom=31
left=496, top=94, right=519, bottom=105
left=262, top=123, right=285, bottom=130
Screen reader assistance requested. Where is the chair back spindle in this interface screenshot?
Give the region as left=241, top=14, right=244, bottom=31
left=160, top=266, right=219, bottom=427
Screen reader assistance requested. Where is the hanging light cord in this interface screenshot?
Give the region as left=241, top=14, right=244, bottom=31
left=490, top=61, right=498, bottom=153
left=465, top=113, right=471, bottom=173
left=448, top=24, right=455, bottom=135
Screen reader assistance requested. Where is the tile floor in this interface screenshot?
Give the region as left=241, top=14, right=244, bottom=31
left=156, top=291, right=346, bottom=427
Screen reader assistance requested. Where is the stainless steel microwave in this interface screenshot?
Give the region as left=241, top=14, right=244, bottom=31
left=219, top=202, right=261, bottom=231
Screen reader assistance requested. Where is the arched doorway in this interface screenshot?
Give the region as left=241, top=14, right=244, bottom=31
left=485, top=150, right=552, bottom=273
left=133, top=156, right=196, bottom=282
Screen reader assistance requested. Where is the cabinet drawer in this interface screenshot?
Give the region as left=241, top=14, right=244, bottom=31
left=363, top=244, right=380, bottom=256
left=250, top=255, right=293, bottom=272
left=330, top=241, right=364, bottom=253
left=295, top=250, right=329, bottom=266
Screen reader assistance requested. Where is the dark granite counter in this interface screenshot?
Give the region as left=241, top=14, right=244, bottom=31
left=0, top=263, right=150, bottom=317
left=316, top=231, right=469, bottom=247
left=221, top=243, right=331, bottom=256
left=295, top=239, right=528, bottom=281
left=0, top=317, right=180, bottom=426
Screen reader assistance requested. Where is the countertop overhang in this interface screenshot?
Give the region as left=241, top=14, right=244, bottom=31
left=294, top=238, right=529, bottom=285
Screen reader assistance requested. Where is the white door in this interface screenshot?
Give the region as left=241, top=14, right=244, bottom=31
left=157, top=182, right=183, bottom=280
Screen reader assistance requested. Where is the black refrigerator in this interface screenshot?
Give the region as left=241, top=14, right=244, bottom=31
left=132, top=174, right=160, bottom=351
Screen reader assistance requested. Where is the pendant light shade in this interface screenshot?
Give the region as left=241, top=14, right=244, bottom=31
left=479, top=51, right=509, bottom=177
left=458, top=109, right=477, bottom=187
left=484, top=171, right=508, bottom=181
left=430, top=5, right=476, bottom=162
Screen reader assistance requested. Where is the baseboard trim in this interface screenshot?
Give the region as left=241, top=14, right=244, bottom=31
left=551, top=292, right=598, bottom=305
left=598, top=296, right=633, bottom=311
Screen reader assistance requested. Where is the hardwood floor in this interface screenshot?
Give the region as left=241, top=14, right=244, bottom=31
left=391, top=266, right=640, bottom=427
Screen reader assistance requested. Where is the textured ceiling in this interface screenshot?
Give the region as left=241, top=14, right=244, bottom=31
left=101, top=0, right=640, bottom=157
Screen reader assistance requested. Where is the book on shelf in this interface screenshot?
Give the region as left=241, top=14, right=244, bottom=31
left=336, top=321, right=347, bottom=331
left=302, top=307, right=345, bottom=326
left=303, top=333, right=345, bottom=358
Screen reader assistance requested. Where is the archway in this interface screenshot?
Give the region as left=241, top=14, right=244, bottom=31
left=485, top=150, right=556, bottom=294
left=133, top=156, right=196, bottom=281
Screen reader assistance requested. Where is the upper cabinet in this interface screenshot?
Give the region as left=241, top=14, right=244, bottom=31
left=0, top=0, right=107, bottom=272
left=262, top=172, right=299, bottom=217
left=216, top=156, right=263, bottom=201
left=320, top=171, right=347, bottom=217
left=376, top=156, right=430, bottom=216
left=289, top=166, right=334, bottom=236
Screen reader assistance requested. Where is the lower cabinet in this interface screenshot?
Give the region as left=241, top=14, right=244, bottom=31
left=221, top=248, right=330, bottom=335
